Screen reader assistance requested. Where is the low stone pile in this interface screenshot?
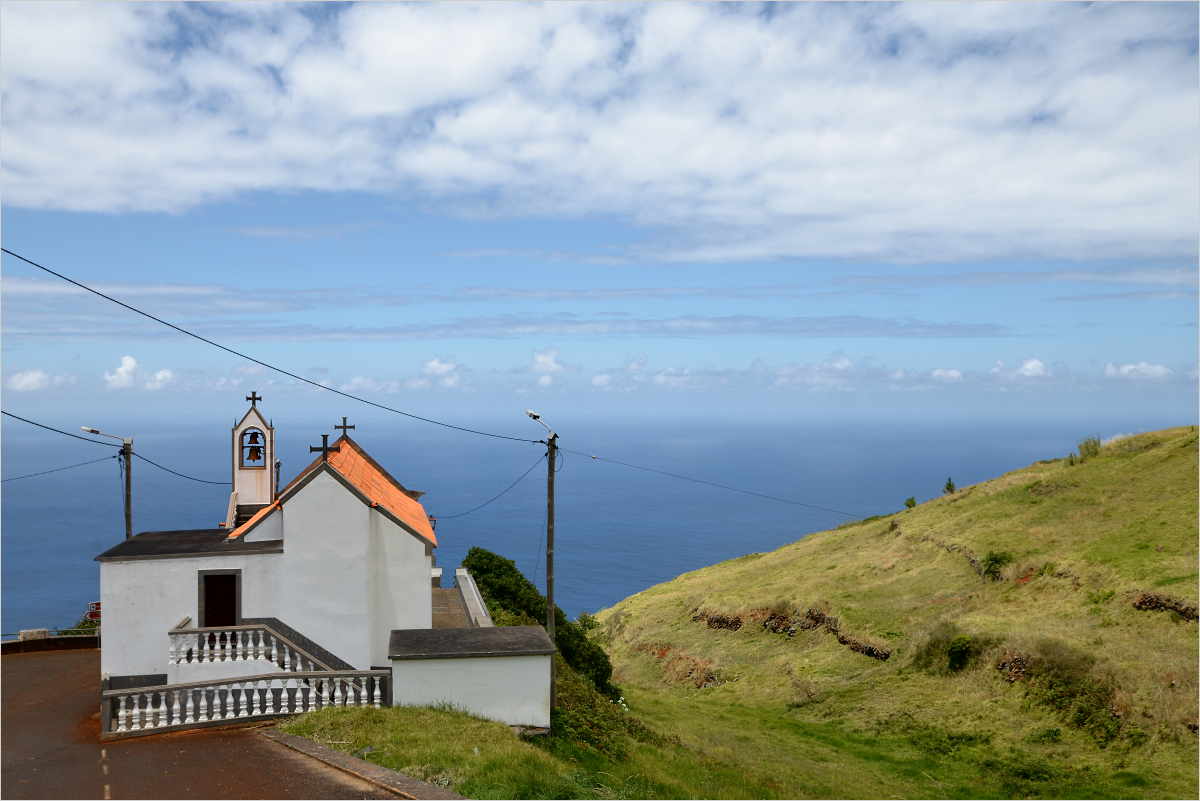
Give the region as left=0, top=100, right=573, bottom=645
left=996, top=650, right=1030, bottom=682
left=1130, top=592, right=1198, bottom=621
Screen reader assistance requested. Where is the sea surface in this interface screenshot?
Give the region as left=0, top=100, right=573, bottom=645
left=1, top=413, right=1170, bottom=635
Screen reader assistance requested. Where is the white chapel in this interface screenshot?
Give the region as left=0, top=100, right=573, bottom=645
left=95, top=394, right=554, bottom=736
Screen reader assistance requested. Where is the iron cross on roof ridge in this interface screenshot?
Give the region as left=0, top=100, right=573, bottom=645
left=310, top=433, right=340, bottom=463
left=246, top=391, right=262, bottom=407
left=335, top=417, right=355, bottom=437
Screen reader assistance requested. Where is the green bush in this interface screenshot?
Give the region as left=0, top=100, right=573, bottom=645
left=576, top=611, right=599, bottom=631
left=982, top=550, right=1013, bottom=580
left=904, top=496, right=916, bottom=509
left=462, top=547, right=616, bottom=697
left=1025, top=639, right=1120, bottom=744
left=947, top=635, right=972, bottom=671
left=1078, top=435, right=1101, bottom=461
left=943, top=477, right=956, bottom=494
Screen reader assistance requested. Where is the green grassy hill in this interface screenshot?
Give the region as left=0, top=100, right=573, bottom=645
left=594, top=426, right=1199, bottom=798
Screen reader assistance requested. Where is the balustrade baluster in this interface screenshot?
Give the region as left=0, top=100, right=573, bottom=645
left=307, top=659, right=315, bottom=672
left=168, top=634, right=177, bottom=666
left=238, top=683, right=249, bottom=717
left=233, top=630, right=242, bottom=661
left=157, top=692, right=168, bottom=727
left=116, top=695, right=127, bottom=732
left=221, top=632, right=230, bottom=662
left=255, top=630, right=265, bottom=661
left=321, top=678, right=331, bottom=709
left=130, top=694, right=142, bottom=731
left=172, top=689, right=181, bottom=725
left=200, top=687, right=210, bottom=722
left=335, top=677, right=345, bottom=707
left=283, top=644, right=291, bottom=671
left=247, top=681, right=258, bottom=716
left=184, top=688, right=195, bottom=724
left=270, top=635, right=278, bottom=667
left=372, top=676, right=382, bottom=708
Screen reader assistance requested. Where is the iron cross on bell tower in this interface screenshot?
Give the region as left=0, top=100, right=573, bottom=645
left=335, top=417, right=355, bottom=437
left=246, top=391, right=262, bottom=407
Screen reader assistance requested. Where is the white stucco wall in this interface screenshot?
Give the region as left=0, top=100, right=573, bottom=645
left=370, top=509, right=432, bottom=666
left=242, top=508, right=283, bottom=542
left=277, top=471, right=373, bottom=669
left=168, top=656, right=283, bottom=685
left=391, top=654, right=551, bottom=728
left=99, top=553, right=282, bottom=679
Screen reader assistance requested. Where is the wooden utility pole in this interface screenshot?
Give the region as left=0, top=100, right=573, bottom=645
left=122, top=440, right=132, bottom=540
left=546, top=432, right=558, bottom=710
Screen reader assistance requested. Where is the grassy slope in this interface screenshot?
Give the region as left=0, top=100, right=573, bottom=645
left=595, top=427, right=1199, bottom=799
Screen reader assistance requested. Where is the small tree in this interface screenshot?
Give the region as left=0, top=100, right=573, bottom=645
left=1077, top=435, right=1101, bottom=462
left=943, top=477, right=956, bottom=495
left=982, top=550, right=1013, bottom=581
left=947, top=635, right=972, bottom=671
left=904, top=496, right=916, bottom=509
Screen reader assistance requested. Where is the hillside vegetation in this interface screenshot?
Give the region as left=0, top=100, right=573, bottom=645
left=595, top=426, right=1199, bottom=798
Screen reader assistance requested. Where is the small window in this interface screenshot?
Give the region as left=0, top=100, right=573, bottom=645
left=241, top=427, right=266, bottom=468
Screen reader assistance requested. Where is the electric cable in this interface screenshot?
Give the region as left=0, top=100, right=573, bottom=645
left=1, top=248, right=539, bottom=444
left=1, top=454, right=118, bottom=482
left=132, top=452, right=231, bottom=485
left=1, top=411, right=121, bottom=447
left=438, top=454, right=545, bottom=519
left=559, top=446, right=860, bottom=518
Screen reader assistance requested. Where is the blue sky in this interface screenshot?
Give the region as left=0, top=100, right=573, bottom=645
left=2, top=1, right=1197, bottom=429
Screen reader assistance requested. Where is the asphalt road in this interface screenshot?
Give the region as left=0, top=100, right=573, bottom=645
left=2, top=649, right=395, bottom=799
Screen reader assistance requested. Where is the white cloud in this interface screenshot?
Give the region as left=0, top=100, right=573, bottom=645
left=518, top=346, right=579, bottom=375
left=590, top=373, right=612, bottom=388
left=339, top=376, right=400, bottom=393
left=103, top=355, right=139, bottom=388
left=1017, top=359, right=1047, bottom=377
left=7, top=368, right=75, bottom=391
left=537, top=375, right=553, bottom=387
left=1, top=2, right=1195, bottom=262
left=144, top=368, right=173, bottom=390
left=1104, top=361, right=1174, bottom=379
left=931, top=368, right=963, bottom=381
left=651, top=368, right=729, bottom=390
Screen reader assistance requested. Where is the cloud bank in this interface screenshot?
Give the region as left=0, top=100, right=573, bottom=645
left=2, top=1, right=1196, bottom=262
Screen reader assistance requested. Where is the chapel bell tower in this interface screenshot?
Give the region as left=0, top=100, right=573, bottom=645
left=228, top=391, right=275, bottom=527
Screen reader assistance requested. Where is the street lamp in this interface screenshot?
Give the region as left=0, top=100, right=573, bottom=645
left=525, top=410, right=557, bottom=710
left=83, top=427, right=133, bottom=540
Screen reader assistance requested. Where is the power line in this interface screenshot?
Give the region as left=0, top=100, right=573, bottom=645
left=559, top=447, right=860, bottom=518
left=2, top=454, right=118, bottom=483
left=1, top=411, right=121, bottom=447
left=1, top=248, right=538, bottom=445
left=439, top=455, right=545, bottom=519
left=132, top=452, right=230, bottom=485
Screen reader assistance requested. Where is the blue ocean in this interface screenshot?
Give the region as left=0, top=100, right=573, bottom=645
left=0, top=413, right=1174, bottom=635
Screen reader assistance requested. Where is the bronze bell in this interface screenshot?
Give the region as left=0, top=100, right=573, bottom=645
left=249, top=446, right=263, bottom=461
left=248, top=432, right=261, bottom=445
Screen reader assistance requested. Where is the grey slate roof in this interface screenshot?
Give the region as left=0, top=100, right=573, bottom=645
left=389, top=625, right=554, bottom=660
left=95, top=529, right=283, bottom=562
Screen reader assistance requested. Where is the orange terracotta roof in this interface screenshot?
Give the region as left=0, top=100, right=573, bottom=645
left=228, top=501, right=280, bottom=539
left=272, top=435, right=437, bottom=546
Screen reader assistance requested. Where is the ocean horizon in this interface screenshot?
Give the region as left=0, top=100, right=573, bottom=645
left=2, top=412, right=1186, bottom=636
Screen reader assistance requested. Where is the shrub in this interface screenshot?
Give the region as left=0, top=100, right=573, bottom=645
left=904, top=496, right=916, bottom=509
left=576, top=611, right=599, bottom=631
left=943, top=477, right=956, bottom=494
left=462, top=546, right=617, bottom=697
left=1024, top=639, right=1120, bottom=744
left=982, top=550, right=1014, bottom=580
left=947, top=635, right=972, bottom=671
left=1078, top=434, right=1101, bottom=461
